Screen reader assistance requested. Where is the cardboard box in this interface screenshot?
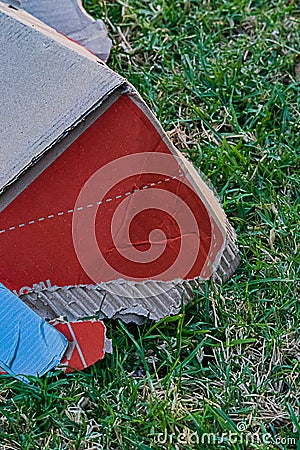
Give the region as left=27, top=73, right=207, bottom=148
left=0, top=3, right=239, bottom=323
left=1, top=0, right=111, bottom=61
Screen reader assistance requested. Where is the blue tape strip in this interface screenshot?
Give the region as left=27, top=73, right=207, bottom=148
left=0, top=283, right=68, bottom=378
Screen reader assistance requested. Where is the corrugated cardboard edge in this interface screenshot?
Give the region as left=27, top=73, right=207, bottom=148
left=21, top=238, right=239, bottom=323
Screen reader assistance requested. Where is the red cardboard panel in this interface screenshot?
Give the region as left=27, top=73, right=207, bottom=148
left=0, top=283, right=68, bottom=379
left=0, top=95, right=224, bottom=293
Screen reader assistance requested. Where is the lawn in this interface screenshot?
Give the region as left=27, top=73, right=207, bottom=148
left=0, top=0, right=299, bottom=449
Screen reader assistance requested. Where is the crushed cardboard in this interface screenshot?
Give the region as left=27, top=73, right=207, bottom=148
left=0, top=3, right=239, bottom=324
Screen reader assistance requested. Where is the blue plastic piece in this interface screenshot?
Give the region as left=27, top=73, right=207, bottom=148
left=0, top=283, right=68, bottom=379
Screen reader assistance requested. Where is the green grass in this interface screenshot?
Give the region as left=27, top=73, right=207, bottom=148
left=1, top=0, right=300, bottom=449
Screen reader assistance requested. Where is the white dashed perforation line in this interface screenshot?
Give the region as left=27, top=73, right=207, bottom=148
left=0, top=172, right=184, bottom=235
